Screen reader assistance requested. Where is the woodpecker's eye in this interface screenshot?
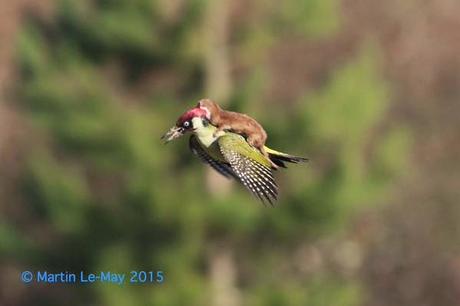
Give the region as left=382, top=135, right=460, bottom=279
left=183, top=121, right=190, bottom=128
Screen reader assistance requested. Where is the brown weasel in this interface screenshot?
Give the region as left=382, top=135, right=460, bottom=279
left=197, top=99, right=278, bottom=168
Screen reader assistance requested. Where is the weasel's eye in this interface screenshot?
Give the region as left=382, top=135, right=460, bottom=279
left=183, top=121, right=190, bottom=128
left=202, top=118, right=209, bottom=127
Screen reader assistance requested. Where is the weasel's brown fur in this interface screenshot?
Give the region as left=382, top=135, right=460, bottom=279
left=197, top=99, right=277, bottom=168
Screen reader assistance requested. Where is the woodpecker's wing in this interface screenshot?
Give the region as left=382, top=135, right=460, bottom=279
left=218, top=134, right=278, bottom=205
left=189, top=135, right=239, bottom=180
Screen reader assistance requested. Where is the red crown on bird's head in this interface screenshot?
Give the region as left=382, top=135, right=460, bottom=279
left=176, top=107, right=207, bottom=126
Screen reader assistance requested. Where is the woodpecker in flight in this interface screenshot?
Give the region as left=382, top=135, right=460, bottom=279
left=196, top=99, right=273, bottom=166
left=161, top=107, right=307, bottom=205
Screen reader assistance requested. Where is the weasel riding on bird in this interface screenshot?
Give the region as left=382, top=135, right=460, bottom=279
left=196, top=99, right=277, bottom=168
left=161, top=102, right=308, bottom=205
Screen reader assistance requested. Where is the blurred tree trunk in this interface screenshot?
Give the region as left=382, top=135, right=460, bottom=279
left=0, top=0, right=24, bottom=95
left=0, top=0, right=52, bottom=95
left=203, top=2, right=240, bottom=306
left=203, top=0, right=233, bottom=197
left=0, top=0, right=51, bottom=205
left=204, top=0, right=232, bottom=103
left=209, top=244, right=241, bottom=306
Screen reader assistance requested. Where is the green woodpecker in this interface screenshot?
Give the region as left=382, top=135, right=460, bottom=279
left=162, top=108, right=307, bottom=205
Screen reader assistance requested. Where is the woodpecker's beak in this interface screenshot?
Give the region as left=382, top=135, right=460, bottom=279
left=161, top=125, right=185, bottom=143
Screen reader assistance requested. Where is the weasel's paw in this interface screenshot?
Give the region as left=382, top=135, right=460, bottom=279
left=213, top=130, right=225, bottom=137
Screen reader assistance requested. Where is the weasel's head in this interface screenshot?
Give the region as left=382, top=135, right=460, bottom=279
left=197, top=98, right=220, bottom=120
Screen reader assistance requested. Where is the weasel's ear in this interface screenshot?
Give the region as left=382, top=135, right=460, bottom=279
left=199, top=106, right=211, bottom=120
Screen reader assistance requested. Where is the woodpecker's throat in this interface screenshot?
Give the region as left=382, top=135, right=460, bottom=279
left=191, top=117, right=223, bottom=147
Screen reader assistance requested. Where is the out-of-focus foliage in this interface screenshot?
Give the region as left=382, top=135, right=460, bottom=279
left=1, top=0, right=413, bottom=305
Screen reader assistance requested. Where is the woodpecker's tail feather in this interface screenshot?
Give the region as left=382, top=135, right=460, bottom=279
left=264, top=147, right=308, bottom=168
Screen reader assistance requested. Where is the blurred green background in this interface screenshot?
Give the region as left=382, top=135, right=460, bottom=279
left=1, top=0, right=459, bottom=305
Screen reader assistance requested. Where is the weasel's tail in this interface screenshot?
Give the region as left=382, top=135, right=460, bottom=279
left=264, top=146, right=308, bottom=168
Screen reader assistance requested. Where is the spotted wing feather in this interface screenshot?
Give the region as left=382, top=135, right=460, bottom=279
left=218, top=135, right=278, bottom=205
